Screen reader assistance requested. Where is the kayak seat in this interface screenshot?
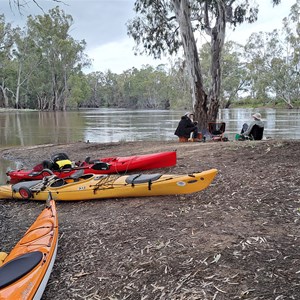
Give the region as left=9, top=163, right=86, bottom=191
left=50, top=178, right=66, bottom=187
left=0, top=251, right=43, bottom=289
left=12, top=180, right=42, bottom=193
left=64, top=173, right=94, bottom=183
left=126, top=174, right=162, bottom=185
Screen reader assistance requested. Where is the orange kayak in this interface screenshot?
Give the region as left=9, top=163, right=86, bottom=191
left=0, top=194, right=58, bottom=299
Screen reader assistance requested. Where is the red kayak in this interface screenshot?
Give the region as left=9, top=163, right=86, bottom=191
left=7, top=151, right=177, bottom=184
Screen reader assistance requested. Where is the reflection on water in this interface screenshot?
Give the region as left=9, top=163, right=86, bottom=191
left=0, top=111, right=85, bottom=147
left=84, top=108, right=300, bottom=142
left=82, top=109, right=181, bottom=143
left=1, top=107, right=300, bottom=184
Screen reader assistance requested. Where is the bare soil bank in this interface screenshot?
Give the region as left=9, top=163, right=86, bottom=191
left=1, top=139, right=300, bottom=300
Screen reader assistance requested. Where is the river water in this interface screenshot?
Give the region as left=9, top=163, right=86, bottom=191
left=1, top=107, right=300, bottom=183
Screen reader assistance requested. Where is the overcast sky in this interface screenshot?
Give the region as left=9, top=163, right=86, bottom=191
left=1, top=0, right=296, bottom=74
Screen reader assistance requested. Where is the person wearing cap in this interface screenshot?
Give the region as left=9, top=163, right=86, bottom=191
left=174, top=112, right=200, bottom=141
left=240, top=112, right=264, bottom=139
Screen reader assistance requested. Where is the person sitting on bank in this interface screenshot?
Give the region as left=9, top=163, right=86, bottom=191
left=240, top=112, right=264, bottom=140
left=174, top=112, right=199, bottom=141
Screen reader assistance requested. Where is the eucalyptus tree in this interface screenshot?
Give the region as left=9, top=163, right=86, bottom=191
left=67, top=73, right=91, bottom=108
left=199, top=41, right=247, bottom=108
left=127, top=0, right=281, bottom=131
left=121, top=65, right=170, bottom=109
left=243, top=27, right=298, bottom=108
left=26, top=7, right=89, bottom=110
left=116, top=65, right=183, bottom=109
left=8, top=0, right=61, bottom=10
left=85, top=72, right=104, bottom=107
left=12, top=28, right=47, bottom=108
left=0, top=15, right=16, bottom=107
left=279, top=0, right=300, bottom=107
left=165, top=58, right=192, bottom=109
left=84, top=65, right=189, bottom=109
left=84, top=71, right=123, bottom=108
left=243, top=31, right=278, bottom=103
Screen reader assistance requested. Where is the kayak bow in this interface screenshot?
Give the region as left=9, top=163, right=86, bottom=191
left=0, top=194, right=58, bottom=299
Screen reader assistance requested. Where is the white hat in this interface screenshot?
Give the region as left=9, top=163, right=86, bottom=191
left=252, top=113, right=262, bottom=120
left=185, top=112, right=194, bottom=116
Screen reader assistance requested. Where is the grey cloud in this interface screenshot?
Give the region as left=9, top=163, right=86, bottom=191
left=2, top=0, right=136, bottom=48
left=64, top=1, right=135, bottom=47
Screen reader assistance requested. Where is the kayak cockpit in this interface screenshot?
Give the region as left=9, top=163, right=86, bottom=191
left=125, top=173, right=162, bottom=185
left=0, top=251, right=43, bottom=289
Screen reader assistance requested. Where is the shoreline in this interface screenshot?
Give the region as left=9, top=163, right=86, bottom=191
left=1, top=139, right=300, bottom=299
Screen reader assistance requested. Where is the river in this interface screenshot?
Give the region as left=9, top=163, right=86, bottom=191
left=1, top=107, right=300, bottom=184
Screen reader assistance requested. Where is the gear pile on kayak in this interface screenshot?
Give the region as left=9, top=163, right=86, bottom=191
left=6, top=151, right=177, bottom=184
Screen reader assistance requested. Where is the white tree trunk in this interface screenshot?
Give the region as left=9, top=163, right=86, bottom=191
left=15, top=61, right=22, bottom=108
left=172, top=0, right=209, bottom=130
left=0, top=84, right=11, bottom=108
left=207, top=0, right=226, bottom=121
left=172, top=0, right=227, bottom=131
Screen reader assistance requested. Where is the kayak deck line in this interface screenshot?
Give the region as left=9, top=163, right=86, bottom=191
left=0, top=169, right=218, bottom=201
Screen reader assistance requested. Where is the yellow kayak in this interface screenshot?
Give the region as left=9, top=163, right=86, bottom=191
left=0, top=169, right=218, bottom=201
left=0, top=195, right=58, bottom=299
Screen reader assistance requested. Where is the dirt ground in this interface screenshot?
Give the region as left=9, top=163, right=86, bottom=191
left=0, top=139, right=300, bottom=300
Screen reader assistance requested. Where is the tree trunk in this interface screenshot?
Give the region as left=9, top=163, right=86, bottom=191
left=172, top=0, right=208, bottom=131
left=61, top=68, right=68, bottom=111
left=15, top=62, right=22, bottom=109
left=207, top=0, right=226, bottom=122
left=172, top=0, right=227, bottom=132
left=0, top=85, right=10, bottom=108
left=51, top=73, right=59, bottom=111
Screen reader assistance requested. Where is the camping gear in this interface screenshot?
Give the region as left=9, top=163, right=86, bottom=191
left=0, top=169, right=218, bottom=201
left=0, top=194, right=58, bottom=299
left=7, top=151, right=177, bottom=184
left=208, top=122, right=227, bottom=141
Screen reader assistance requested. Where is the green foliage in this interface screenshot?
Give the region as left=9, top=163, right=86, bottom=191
left=128, top=0, right=179, bottom=58
left=199, top=41, right=249, bottom=108
left=127, top=0, right=266, bottom=58
left=1, top=1, right=299, bottom=111
left=0, top=14, right=18, bottom=107
left=82, top=65, right=192, bottom=109
left=67, top=73, right=91, bottom=108
left=1, top=7, right=90, bottom=110
left=25, top=7, right=90, bottom=110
